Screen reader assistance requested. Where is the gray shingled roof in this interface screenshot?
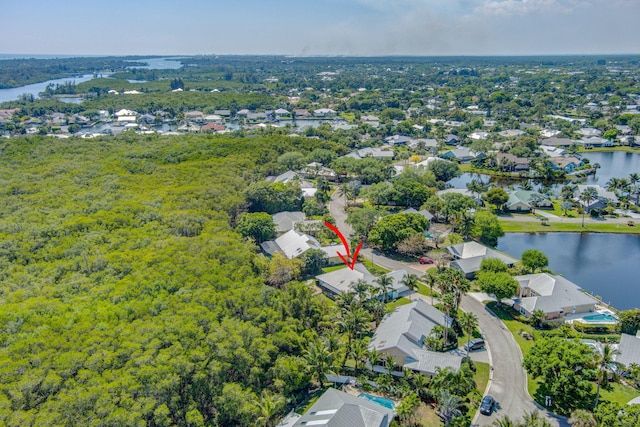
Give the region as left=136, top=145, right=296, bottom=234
left=447, top=241, right=518, bottom=276
left=261, top=229, right=322, bottom=259
left=617, top=333, right=640, bottom=368
left=515, top=273, right=599, bottom=315
left=404, top=349, right=463, bottom=375
left=272, top=211, right=306, bottom=233
left=369, top=300, right=448, bottom=359
left=293, top=388, right=394, bottom=427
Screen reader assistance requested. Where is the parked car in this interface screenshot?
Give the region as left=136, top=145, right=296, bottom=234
left=418, top=256, right=434, bottom=264
left=479, top=395, right=495, bottom=415
left=464, top=338, right=485, bottom=351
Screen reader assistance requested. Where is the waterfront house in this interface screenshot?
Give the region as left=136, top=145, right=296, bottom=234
left=616, top=332, right=640, bottom=369
left=540, top=137, right=575, bottom=147
left=293, top=388, right=394, bottom=427
left=200, top=122, right=225, bottom=133
left=496, top=153, right=530, bottom=172
left=576, top=127, right=602, bottom=137
left=548, top=156, right=584, bottom=173
left=575, top=184, right=618, bottom=211
left=505, top=190, right=552, bottom=212
left=513, top=273, right=599, bottom=320
left=115, top=109, right=137, bottom=123
left=446, top=241, right=518, bottom=279
left=313, top=108, right=337, bottom=118
left=579, top=136, right=613, bottom=148
left=368, top=300, right=462, bottom=376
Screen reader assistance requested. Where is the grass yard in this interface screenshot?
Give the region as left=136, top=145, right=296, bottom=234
left=500, top=220, right=639, bottom=234
left=599, top=382, right=640, bottom=406
left=474, top=362, right=491, bottom=394
left=386, top=297, right=412, bottom=312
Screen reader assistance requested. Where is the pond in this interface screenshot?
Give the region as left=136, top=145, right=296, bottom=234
left=496, top=233, right=640, bottom=311
left=448, top=151, right=640, bottom=194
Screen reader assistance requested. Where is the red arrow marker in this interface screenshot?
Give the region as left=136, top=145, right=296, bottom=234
left=324, top=221, right=363, bottom=270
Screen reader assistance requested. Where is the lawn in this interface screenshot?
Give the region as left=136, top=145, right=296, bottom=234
left=321, top=264, right=347, bottom=273
left=386, top=297, right=412, bottom=312
left=600, top=382, right=640, bottom=406
left=500, top=220, right=639, bottom=234
left=474, top=362, right=491, bottom=394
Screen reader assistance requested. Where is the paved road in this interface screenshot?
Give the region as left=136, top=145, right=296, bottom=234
left=328, top=189, right=569, bottom=425
left=359, top=249, right=567, bottom=426
left=499, top=213, right=633, bottom=224
left=329, top=190, right=352, bottom=237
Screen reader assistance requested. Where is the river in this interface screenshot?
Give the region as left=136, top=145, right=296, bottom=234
left=497, top=233, right=640, bottom=310
left=0, top=74, right=99, bottom=104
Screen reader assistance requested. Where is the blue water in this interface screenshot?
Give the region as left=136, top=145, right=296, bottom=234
left=358, top=393, right=395, bottom=410
left=497, top=233, right=640, bottom=311
left=582, top=313, right=618, bottom=323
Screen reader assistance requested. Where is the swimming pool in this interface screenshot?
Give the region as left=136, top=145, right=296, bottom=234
left=582, top=313, right=618, bottom=323
left=358, top=393, right=395, bottom=410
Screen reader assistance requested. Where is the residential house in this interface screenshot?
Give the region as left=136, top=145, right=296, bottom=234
left=115, top=109, right=137, bottom=123
left=203, top=114, right=223, bottom=123
left=292, top=388, right=394, bottom=427
left=446, top=241, right=518, bottom=279
left=272, top=211, right=306, bottom=234
left=293, top=108, right=311, bottom=119
left=385, top=135, right=413, bottom=146
left=579, top=136, right=613, bottom=148
left=575, top=184, right=618, bottom=211
left=137, top=114, right=156, bottom=125
left=616, top=332, right=640, bottom=369
left=548, top=156, right=584, bottom=173
left=540, top=137, right=575, bottom=147
left=301, top=162, right=337, bottom=180
left=410, top=138, right=438, bottom=150
left=576, top=127, right=602, bottom=137
left=440, top=147, right=485, bottom=163
left=496, top=153, right=530, bottom=172
left=214, top=109, right=231, bottom=119
left=274, top=108, right=291, bottom=119
left=184, top=111, right=204, bottom=123
left=368, top=300, right=462, bottom=376
left=314, top=108, right=337, bottom=118
left=469, top=131, right=490, bottom=140
left=513, top=273, right=600, bottom=320
left=345, top=147, right=394, bottom=160
left=539, top=145, right=566, bottom=158
left=260, top=229, right=322, bottom=260
left=540, top=129, right=561, bottom=138
left=402, top=208, right=434, bottom=222
left=200, top=122, right=225, bottom=133
left=442, top=134, right=460, bottom=145
left=499, top=129, right=526, bottom=138
left=235, top=109, right=251, bottom=119
left=266, top=170, right=299, bottom=183
left=506, top=190, right=553, bottom=212
left=315, top=264, right=376, bottom=297
left=315, top=264, right=411, bottom=300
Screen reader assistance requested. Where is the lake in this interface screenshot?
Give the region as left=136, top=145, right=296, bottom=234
left=126, top=57, right=184, bottom=70
left=448, top=151, right=640, bottom=193
left=497, top=233, right=640, bottom=310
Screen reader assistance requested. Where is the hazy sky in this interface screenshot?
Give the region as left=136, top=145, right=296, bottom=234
left=2, top=0, right=638, bottom=56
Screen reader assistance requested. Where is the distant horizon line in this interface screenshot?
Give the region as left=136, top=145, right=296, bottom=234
left=2, top=52, right=640, bottom=59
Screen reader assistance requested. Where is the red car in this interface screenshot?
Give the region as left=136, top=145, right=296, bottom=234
left=419, top=257, right=434, bottom=264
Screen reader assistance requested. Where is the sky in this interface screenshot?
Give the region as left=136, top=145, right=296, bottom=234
left=2, top=0, right=638, bottom=56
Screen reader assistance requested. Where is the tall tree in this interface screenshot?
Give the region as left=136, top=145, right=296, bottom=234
left=458, top=311, right=479, bottom=358
left=593, top=343, right=620, bottom=408
left=521, top=249, right=549, bottom=273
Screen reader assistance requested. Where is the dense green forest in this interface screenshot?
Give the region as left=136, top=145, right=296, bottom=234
left=0, top=134, right=337, bottom=426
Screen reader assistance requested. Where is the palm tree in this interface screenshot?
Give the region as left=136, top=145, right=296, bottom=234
left=304, top=340, right=334, bottom=388
left=457, top=211, right=475, bottom=239
left=396, top=392, right=420, bottom=425
left=579, top=187, right=598, bottom=227
left=440, top=293, right=456, bottom=347
left=400, top=273, right=420, bottom=293
left=529, top=193, right=544, bottom=214
left=349, top=339, right=369, bottom=373
left=561, top=201, right=573, bottom=216
left=368, top=348, right=382, bottom=370
left=630, top=173, right=640, bottom=204
left=520, top=410, right=553, bottom=427
left=458, top=311, right=479, bottom=358
left=423, top=270, right=438, bottom=305
left=492, top=415, right=517, bottom=427
left=369, top=298, right=386, bottom=327
left=384, top=354, right=398, bottom=375
left=375, top=274, right=393, bottom=303
left=561, top=184, right=577, bottom=201
left=353, top=279, right=372, bottom=302
left=568, top=409, right=597, bottom=427
left=594, top=343, right=620, bottom=408
left=437, top=390, right=463, bottom=426
left=253, top=390, right=285, bottom=427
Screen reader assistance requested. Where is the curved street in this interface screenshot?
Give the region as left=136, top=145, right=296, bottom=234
left=329, top=190, right=568, bottom=426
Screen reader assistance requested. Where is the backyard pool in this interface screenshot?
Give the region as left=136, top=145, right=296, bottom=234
left=581, top=313, right=618, bottom=323
left=358, top=393, right=395, bottom=410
